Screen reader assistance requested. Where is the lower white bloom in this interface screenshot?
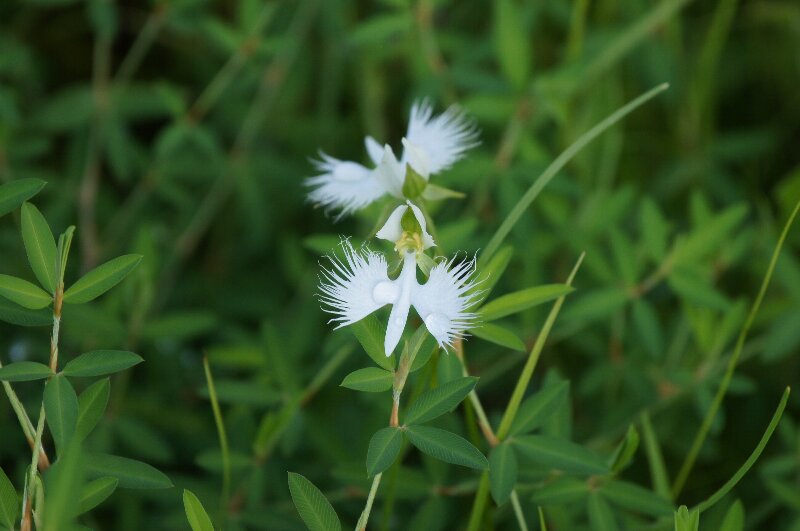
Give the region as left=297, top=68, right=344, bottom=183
left=306, top=100, right=478, bottom=216
left=319, top=242, right=480, bottom=356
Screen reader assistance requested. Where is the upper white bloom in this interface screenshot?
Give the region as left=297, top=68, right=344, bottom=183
left=320, top=241, right=480, bottom=356
left=376, top=200, right=435, bottom=250
left=307, top=100, right=478, bottom=216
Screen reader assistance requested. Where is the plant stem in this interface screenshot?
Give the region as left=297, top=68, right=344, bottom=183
left=671, top=200, right=800, bottom=498
left=356, top=473, right=383, bottom=531
left=21, top=402, right=46, bottom=531
left=496, top=253, right=584, bottom=440
left=114, top=4, right=168, bottom=84
left=203, top=356, right=230, bottom=516
left=509, top=492, right=530, bottom=531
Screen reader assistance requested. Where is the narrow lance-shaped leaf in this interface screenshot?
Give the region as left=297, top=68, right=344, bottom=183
left=77, top=477, right=118, bottom=515
left=0, top=179, right=46, bottom=218
left=63, top=350, right=144, bottom=377
left=0, top=466, right=18, bottom=529
left=478, top=284, right=574, bottom=321
left=75, top=378, right=110, bottom=441
left=508, top=381, right=570, bottom=436
left=513, top=435, right=609, bottom=475
left=0, top=274, right=52, bottom=309
left=469, top=322, right=526, bottom=351
left=44, top=374, right=79, bottom=456
left=64, top=254, right=142, bottom=304
left=601, top=480, right=673, bottom=517
left=0, top=361, right=53, bottom=382
left=489, top=442, right=518, bottom=505
left=350, top=314, right=395, bottom=371
left=366, top=427, right=403, bottom=477
left=85, top=454, right=172, bottom=489
left=340, top=367, right=394, bottom=393
left=0, top=298, right=51, bottom=327
left=405, top=425, right=488, bottom=470
left=21, top=202, right=58, bottom=294
left=287, top=472, right=342, bottom=531
left=183, top=489, right=215, bottom=531
left=404, top=376, right=477, bottom=424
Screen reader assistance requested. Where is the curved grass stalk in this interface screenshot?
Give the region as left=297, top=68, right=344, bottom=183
left=480, top=83, right=668, bottom=267
left=671, top=200, right=800, bottom=497
left=203, top=356, right=231, bottom=515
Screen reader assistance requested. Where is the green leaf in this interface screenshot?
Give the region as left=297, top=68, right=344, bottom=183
left=640, top=198, right=670, bottom=261
left=668, top=267, right=730, bottom=310
left=422, top=184, right=465, bottom=201
left=588, top=493, right=618, bottom=531
left=531, top=477, right=589, bottom=505
left=85, top=454, right=172, bottom=489
left=489, top=443, right=518, bottom=505
left=513, top=435, right=609, bottom=475
left=494, top=0, right=530, bottom=90
left=478, top=284, right=574, bottom=321
left=405, top=425, right=488, bottom=470
left=673, top=505, right=699, bottom=531
left=632, top=299, right=663, bottom=358
left=408, top=327, right=438, bottom=372
left=340, top=367, right=394, bottom=393
left=719, top=500, right=744, bottom=531
left=287, top=472, right=342, bottom=531
left=366, top=427, right=403, bottom=477
left=62, top=350, right=143, bottom=377
left=44, top=374, right=79, bottom=456
left=404, top=376, right=477, bottom=425
left=469, top=322, right=525, bottom=351
left=436, top=352, right=462, bottom=384
left=75, top=378, right=110, bottom=440
left=562, top=288, right=628, bottom=323
left=674, top=204, right=747, bottom=265
left=0, top=179, right=46, bottom=218
left=0, top=467, right=18, bottom=528
left=508, top=381, right=570, bottom=436
left=43, top=440, right=83, bottom=531
left=0, top=298, right=51, bottom=327
left=350, top=314, right=394, bottom=371
left=0, top=274, right=52, bottom=309
left=609, top=425, right=639, bottom=473
left=601, top=480, right=673, bottom=517
left=63, top=254, right=142, bottom=304
left=183, top=489, right=215, bottom=531
left=0, top=361, right=53, bottom=381
left=21, top=202, right=58, bottom=294
left=77, top=477, right=118, bottom=515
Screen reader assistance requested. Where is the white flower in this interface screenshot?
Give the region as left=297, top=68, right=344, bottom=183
left=320, top=241, right=480, bottom=356
left=376, top=200, right=435, bottom=250
left=307, top=100, right=478, bottom=216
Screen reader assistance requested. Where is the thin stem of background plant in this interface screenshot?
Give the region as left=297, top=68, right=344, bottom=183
left=671, top=199, right=800, bottom=497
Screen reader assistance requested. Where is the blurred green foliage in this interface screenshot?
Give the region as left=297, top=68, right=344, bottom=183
left=1, top=0, right=799, bottom=529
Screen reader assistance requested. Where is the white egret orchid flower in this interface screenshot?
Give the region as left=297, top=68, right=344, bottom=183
left=307, top=101, right=478, bottom=216
left=320, top=241, right=480, bottom=356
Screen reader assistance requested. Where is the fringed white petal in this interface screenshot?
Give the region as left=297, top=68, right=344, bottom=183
left=404, top=100, right=479, bottom=175
left=373, top=145, right=405, bottom=198
left=306, top=153, right=387, bottom=215
left=319, top=241, right=395, bottom=327
left=375, top=200, right=436, bottom=249
left=365, top=136, right=384, bottom=166
left=411, top=254, right=481, bottom=349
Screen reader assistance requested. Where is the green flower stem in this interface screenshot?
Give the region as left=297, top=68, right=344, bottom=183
left=356, top=473, right=383, bottom=531
left=203, top=356, right=231, bottom=515
left=510, top=492, right=530, bottom=531
left=495, top=253, right=584, bottom=440
left=671, top=200, right=800, bottom=498
left=467, top=253, right=583, bottom=531
left=21, top=402, right=46, bottom=531
left=480, top=83, right=668, bottom=266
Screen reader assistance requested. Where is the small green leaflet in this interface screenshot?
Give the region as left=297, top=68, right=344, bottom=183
left=64, top=254, right=142, bottom=304
left=489, top=443, right=518, bottom=505
left=0, top=361, right=53, bottom=381
left=21, top=202, right=58, bottom=294
left=405, top=425, right=488, bottom=470
left=183, top=489, right=215, bottom=531
left=0, top=178, right=45, bottom=218
left=340, top=367, right=393, bottom=393
left=508, top=381, right=569, bottom=436
left=62, top=350, right=143, bottom=377
left=469, top=322, right=525, bottom=351
left=350, top=314, right=395, bottom=371
left=77, top=477, right=118, bottom=515
left=366, top=427, right=403, bottom=477
left=512, top=435, right=608, bottom=475
left=404, top=376, right=477, bottom=424
left=478, top=284, right=574, bottom=321
left=44, top=374, right=79, bottom=457
left=287, top=472, right=342, bottom=531
left=75, top=378, right=110, bottom=441
left=0, top=466, right=18, bottom=529
left=0, top=274, right=52, bottom=309
left=85, top=454, right=172, bottom=489
left=601, top=480, right=673, bottom=517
